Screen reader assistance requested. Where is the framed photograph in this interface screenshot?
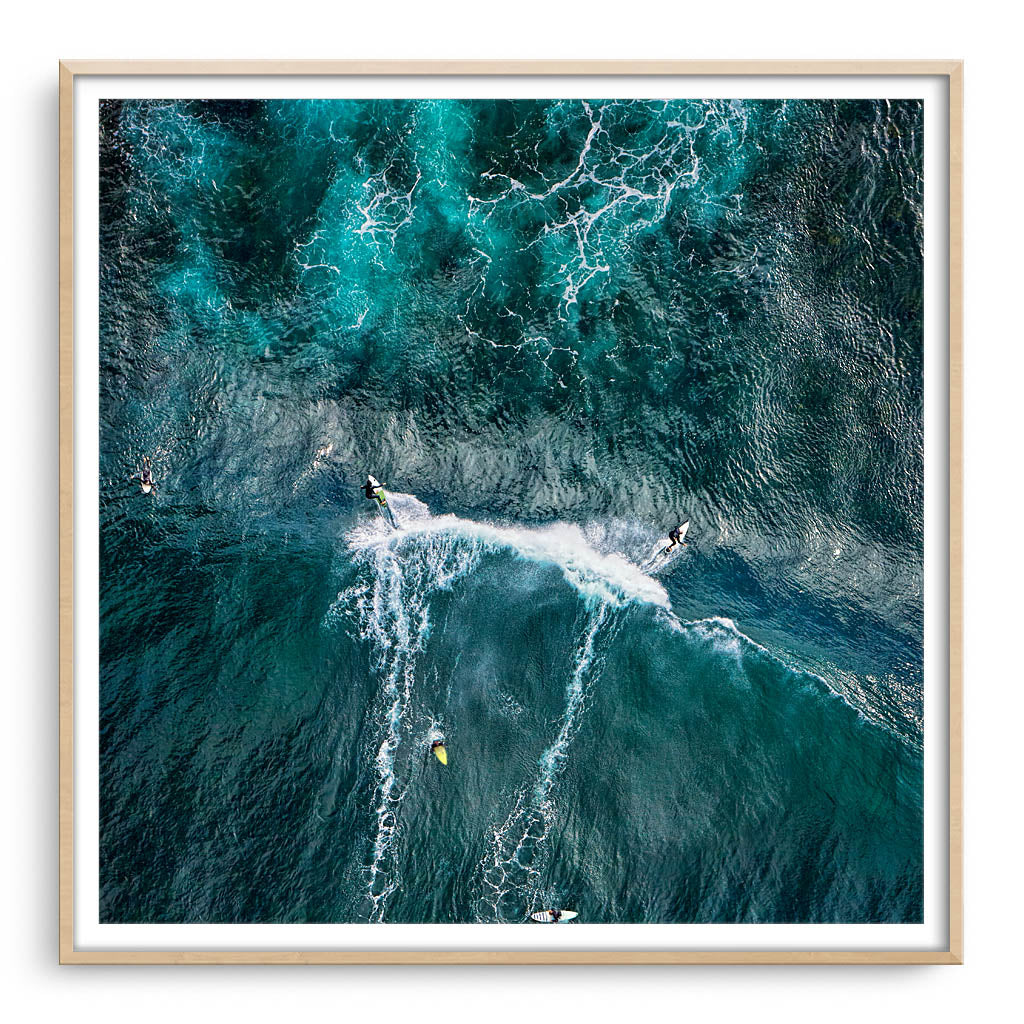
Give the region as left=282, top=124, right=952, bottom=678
left=60, top=60, right=962, bottom=964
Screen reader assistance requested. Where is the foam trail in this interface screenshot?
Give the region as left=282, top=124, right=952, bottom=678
left=476, top=603, right=621, bottom=921
left=328, top=517, right=482, bottom=920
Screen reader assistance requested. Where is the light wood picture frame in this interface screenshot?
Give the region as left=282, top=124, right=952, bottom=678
left=60, top=60, right=963, bottom=964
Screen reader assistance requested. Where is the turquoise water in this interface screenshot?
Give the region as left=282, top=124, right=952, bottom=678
left=99, top=98, right=923, bottom=923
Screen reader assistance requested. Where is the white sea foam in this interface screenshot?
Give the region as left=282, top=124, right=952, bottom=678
left=465, top=100, right=712, bottom=319
left=347, top=493, right=671, bottom=612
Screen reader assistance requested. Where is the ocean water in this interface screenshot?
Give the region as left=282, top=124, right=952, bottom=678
left=98, top=98, right=924, bottom=924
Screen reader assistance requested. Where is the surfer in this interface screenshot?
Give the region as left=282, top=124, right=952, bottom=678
left=363, top=475, right=388, bottom=507
left=364, top=475, right=400, bottom=528
left=664, top=524, right=687, bottom=554
left=132, top=456, right=156, bottom=495
left=531, top=907, right=576, bottom=923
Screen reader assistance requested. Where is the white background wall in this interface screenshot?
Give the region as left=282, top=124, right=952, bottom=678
left=2, top=3, right=1018, bottom=1019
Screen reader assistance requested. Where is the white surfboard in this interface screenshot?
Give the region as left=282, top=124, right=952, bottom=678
left=530, top=910, right=578, bottom=923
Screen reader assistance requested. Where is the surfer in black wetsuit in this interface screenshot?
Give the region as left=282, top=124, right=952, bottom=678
left=132, top=456, right=156, bottom=495
left=363, top=476, right=387, bottom=506
left=664, top=524, right=686, bottom=554
left=363, top=475, right=400, bottom=528
left=549, top=908, right=562, bottom=923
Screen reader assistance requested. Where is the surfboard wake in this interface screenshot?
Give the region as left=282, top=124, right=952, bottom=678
left=475, top=603, right=622, bottom=922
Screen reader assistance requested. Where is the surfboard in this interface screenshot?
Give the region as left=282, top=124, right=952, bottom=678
left=432, top=743, right=448, bottom=765
left=141, top=483, right=152, bottom=494
left=530, top=910, right=578, bottom=923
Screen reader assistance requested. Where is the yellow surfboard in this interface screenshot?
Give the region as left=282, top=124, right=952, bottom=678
left=432, top=743, right=448, bottom=765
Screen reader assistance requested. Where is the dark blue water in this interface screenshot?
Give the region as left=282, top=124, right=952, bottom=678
left=98, top=98, right=923, bottom=923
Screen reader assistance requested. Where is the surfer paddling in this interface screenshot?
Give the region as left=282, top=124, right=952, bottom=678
left=530, top=907, right=576, bottom=923
left=132, top=456, right=157, bottom=495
